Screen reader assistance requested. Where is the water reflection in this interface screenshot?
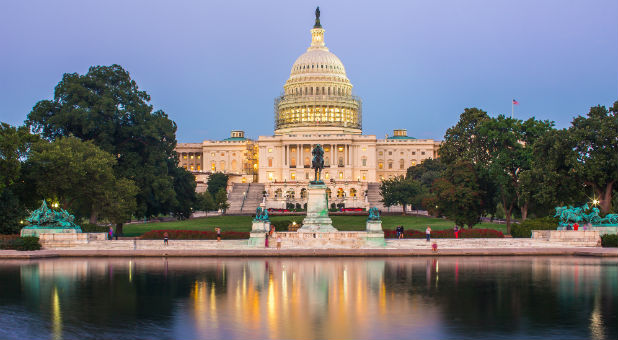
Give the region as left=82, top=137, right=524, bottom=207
left=0, top=257, right=615, bottom=340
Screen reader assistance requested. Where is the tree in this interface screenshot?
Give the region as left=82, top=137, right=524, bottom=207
left=480, top=115, right=553, bottom=232
left=568, top=102, right=618, bottom=214
left=379, top=176, right=423, bottom=215
left=195, top=191, right=216, bottom=212
left=439, top=108, right=498, bottom=218
left=215, top=188, right=230, bottom=213
left=207, top=173, right=229, bottom=197
left=406, top=158, right=445, bottom=189
left=24, top=137, right=137, bottom=224
left=0, top=123, right=39, bottom=233
left=169, top=166, right=197, bottom=219
left=26, top=64, right=191, bottom=219
left=430, top=161, right=483, bottom=228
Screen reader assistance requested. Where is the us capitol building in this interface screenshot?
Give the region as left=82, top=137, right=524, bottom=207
left=176, top=9, right=440, bottom=213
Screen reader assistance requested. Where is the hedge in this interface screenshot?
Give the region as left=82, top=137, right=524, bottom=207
left=384, top=228, right=504, bottom=238
left=601, top=234, right=617, bottom=247
left=80, top=223, right=109, bottom=233
left=141, top=230, right=249, bottom=240
left=0, top=235, right=41, bottom=251
left=511, top=216, right=558, bottom=238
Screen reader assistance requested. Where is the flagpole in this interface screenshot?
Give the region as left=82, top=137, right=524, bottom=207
left=511, top=101, right=514, bottom=119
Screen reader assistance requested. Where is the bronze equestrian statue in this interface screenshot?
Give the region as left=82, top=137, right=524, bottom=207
left=311, top=144, right=325, bottom=183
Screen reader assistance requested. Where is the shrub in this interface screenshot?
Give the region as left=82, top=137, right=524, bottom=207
left=80, top=223, right=109, bottom=233
left=384, top=228, right=504, bottom=239
left=601, top=234, right=617, bottom=247
left=141, top=230, right=249, bottom=240
left=0, top=236, right=41, bottom=251
left=270, top=220, right=293, bottom=231
left=511, top=216, right=558, bottom=238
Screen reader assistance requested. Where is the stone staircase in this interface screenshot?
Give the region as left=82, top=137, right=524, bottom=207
left=226, top=183, right=265, bottom=214
left=366, top=182, right=403, bottom=213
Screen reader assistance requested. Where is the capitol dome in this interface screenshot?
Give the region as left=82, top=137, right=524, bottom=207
left=274, top=10, right=362, bottom=135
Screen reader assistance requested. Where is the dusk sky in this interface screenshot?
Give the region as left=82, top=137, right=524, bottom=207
left=1, top=0, right=616, bottom=141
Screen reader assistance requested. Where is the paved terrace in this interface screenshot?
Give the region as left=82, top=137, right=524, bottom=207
left=1, top=238, right=616, bottom=258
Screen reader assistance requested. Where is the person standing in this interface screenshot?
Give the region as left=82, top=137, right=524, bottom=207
left=265, top=232, right=269, bottom=248
left=108, top=226, right=114, bottom=240
left=573, top=222, right=579, bottom=231
left=277, top=235, right=282, bottom=249
left=425, top=226, right=431, bottom=242
left=399, top=226, right=405, bottom=239
left=453, top=225, right=459, bottom=239
left=163, top=231, right=169, bottom=246
left=215, top=227, right=221, bottom=242
left=395, top=226, right=401, bottom=239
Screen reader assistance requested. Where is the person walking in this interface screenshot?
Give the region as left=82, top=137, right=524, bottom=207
left=453, top=225, right=459, bottom=239
left=276, top=235, right=282, bottom=249
left=425, top=226, right=431, bottom=242
left=399, top=226, right=405, bottom=239
left=108, top=226, right=114, bottom=240
left=395, top=226, right=401, bottom=239
left=163, top=231, right=169, bottom=245
left=265, top=232, right=269, bottom=248
left=215, top=227, right=221, bottom=242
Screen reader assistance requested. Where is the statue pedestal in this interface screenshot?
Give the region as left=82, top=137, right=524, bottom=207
left=366, top=220, right=383, bottom=232
left=299, top=183, right=337, bottom=232
left=251, top=220, right=270, bottom=233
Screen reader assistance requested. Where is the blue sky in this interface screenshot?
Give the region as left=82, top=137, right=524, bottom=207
left=1, top=0, right=616, bottom=141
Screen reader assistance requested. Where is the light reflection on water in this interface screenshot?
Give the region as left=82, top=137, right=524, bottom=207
left=0, top=257, right=616, bottom=340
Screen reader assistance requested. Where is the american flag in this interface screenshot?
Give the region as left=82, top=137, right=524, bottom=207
left=512, top=99, right=519, bottom=105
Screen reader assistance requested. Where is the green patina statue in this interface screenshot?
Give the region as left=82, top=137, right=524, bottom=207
left=21, top=200, right=82, bottom=236
left=554, top=204, right=618, bottom=227
left=253, top=207, right=270, bottom=222
left=368, top=207, right=381, bottom=221
left=311, top=144, right=325, bottom=184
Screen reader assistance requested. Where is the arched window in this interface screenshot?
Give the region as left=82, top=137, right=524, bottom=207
left=300, top=188, right=307, bottom=199
left=337, top=188, right=344, bottom=198
left=304, top=157, right=310, bottom=167
left=378, top=161, right=383, bottom=169
left=400, top=159, right=405, bottom=169
left=286, top=189, right=295, bottom=199
left=232, top=159, right=238, bottom=171
left=350, top=188, right=357, bottom=197
left=275, top=188, right=282, bottom=198
left=211, top=162, right=216, bottom=171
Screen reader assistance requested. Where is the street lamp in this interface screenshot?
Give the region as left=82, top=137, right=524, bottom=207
left=592, top=199, right=599, bottom=206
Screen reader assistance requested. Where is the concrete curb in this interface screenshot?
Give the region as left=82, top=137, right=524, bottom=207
left=1, top=247, right=616, bottom=259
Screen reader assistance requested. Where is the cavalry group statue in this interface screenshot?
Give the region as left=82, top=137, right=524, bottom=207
left=21, top=200, right=82, bottom=236
left=554, top=204, right=618, bottom=227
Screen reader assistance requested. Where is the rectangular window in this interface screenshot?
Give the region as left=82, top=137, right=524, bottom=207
left=183, top=155, right=187, bottom=159
left=339, top=172, right=343, bottom=179
left=388, top=163, right=393, bottom=169
left=378, top=162, right=383, bottom=169
left=211, top=152, right=215, bottom=157
left=197, top=155, right=201, bottom=159
left=421, top=151, right=426, bottom=155
left=291, top=172, right=296, bottom=180
left=305, top=172, right=309, bottom=179
left=268, top=148, right=273, bottom=153
left=197, top=165, right=201, bottom=171
left=190, top=155, right=194, bottom=159
left=268, top=158, right=273, bottom=167
left=362, top=158, right=367, bottom=166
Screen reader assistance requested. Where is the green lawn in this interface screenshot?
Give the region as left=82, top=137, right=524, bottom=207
left=123, top=215, right=506, bottom=236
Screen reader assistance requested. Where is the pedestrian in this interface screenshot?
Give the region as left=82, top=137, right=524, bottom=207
left=269, top=224, right=275, bottom=237
left=425, top=226, right=431, bottom=242
left=215, top=227, right=221, bottom=242
left=108, top=226, right=114, bottom=240
left=163, top=231, right=169, bottom=245
left=432, top=242, right=438, bottom=252
left=573, top=222, right=579, bottom=231
left=453, top=225, right=459, bottom=239
left=277, top=235, right=282, bottom=249
left=265, top=232, right=269, bottom=248
left=399, top=226, right=404, bottom=239
left=395, top=226, right=401, bottom=239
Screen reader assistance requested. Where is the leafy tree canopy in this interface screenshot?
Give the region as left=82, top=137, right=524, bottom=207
left=379, top=176, right=423, bottom=215
left=207, top=173, right=229, bottom=197
left=26, top=64, right=192, bottom=218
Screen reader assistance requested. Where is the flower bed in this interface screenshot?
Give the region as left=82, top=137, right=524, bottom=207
left=140, top=230, right=250, bottom=240
left=384, top=228, right=504, bottom=239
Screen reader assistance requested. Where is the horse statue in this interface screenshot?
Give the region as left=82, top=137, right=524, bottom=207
left=311, top=144, right=325, bottom=183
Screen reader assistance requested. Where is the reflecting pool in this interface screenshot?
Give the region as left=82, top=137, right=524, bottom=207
left=0, top=257, right=616, bottom=339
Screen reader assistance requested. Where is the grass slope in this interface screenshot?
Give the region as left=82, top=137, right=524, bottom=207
left=123, top=215, right=506, bottom=236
